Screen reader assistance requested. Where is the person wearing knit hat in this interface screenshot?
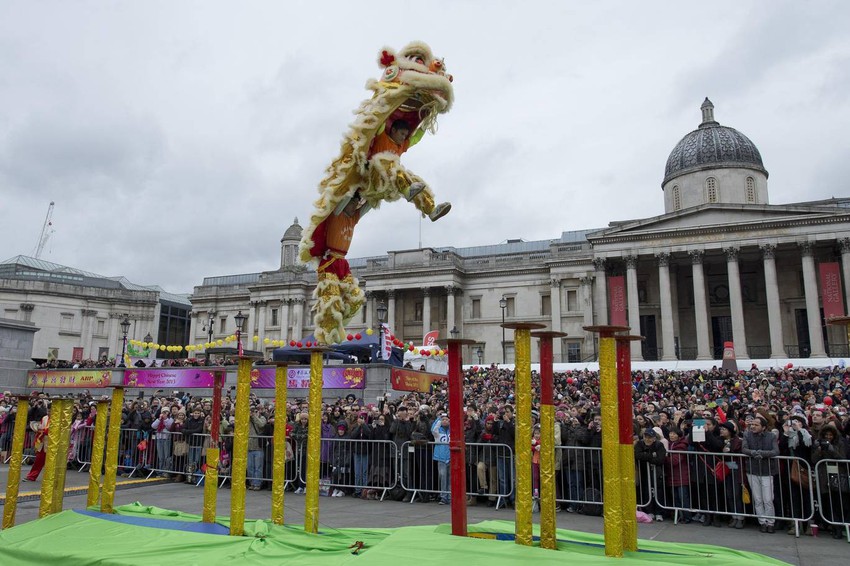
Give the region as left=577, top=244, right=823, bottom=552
left=718, top=421, right=736, bottom=436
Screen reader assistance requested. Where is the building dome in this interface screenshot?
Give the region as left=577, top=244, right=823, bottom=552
left=281, top=218, right=302, bottom=242
left=663, top=98, right=768, bottom=186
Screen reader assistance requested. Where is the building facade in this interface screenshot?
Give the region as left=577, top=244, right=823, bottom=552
left=0, top=256, right=190, bottom=363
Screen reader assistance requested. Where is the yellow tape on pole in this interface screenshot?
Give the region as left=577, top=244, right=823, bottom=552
left=52, top=400, right=74, bottom=514
left=539, top=403, right=556, bottom=550
left=101, top=387, right=125, bottom=514
left=203, top=448, right=219, bottom=523
left=38, top=400, right=62, bottom=518
left=230, top=358, right=252, bottom=536
left=87, top=400, right=109, bottom=508
left=304, top=351, right=324, bottom=534
left=599, top=336, right=623, bottom=557
left=3, top=397, right=32, bottom=529
left=620, top=442, right=638, bottom=552
left=271, top=364, right=288, bottom=525
left=514, top=328, right=532, bottom=547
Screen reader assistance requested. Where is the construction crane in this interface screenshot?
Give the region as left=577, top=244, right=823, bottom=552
left=34, top=201, right=55, bottom=259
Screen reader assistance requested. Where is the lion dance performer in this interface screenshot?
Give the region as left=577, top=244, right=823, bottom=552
left=300, top=41, right=455, bottom=344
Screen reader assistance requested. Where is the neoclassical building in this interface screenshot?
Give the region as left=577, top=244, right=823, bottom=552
left=189, top=99, right=850, bottom=363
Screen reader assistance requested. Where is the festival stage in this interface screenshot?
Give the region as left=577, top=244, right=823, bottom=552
left=0, top=502, right=789, bottom=566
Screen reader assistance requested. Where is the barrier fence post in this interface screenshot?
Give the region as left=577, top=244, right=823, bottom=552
left=203, top=370, right=224, bottom=523
left=438, top=337, right=476, bottom=537
left=304, top=347, right=328, bottom=534
left=532, top=330, right=568, bottom=550
left=271, top=362, right=289, bottom=525
left=2, top=395, right=33, bottom=528
left=230, top=357, right=253, bottom=536
left=616, top=334, right=643, bottom=552
left=503, top=322, right=545, bottom=547
left=101, top=387, right=125, bottom=514
left=585, top=324, right=629, bottom=558
left=86, top=400, right=109, bottom=507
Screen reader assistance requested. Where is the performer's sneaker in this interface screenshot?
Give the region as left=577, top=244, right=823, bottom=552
left=406, top=182, right=426, bottom=202
left=429, top=202, right=451, bottom=221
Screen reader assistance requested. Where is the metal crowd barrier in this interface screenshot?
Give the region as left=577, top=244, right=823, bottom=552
left=814, top=459, right=850, bottom=542
left=652, top=451, right=815, bottom=535
left=208, top=433, right=298, bottom=489
left=399, top=441, right=514, bottom=506
left=296, top=437, right=398, bottom=499
left=3, top=429, right=37, bottom=465
left=552, top=446, right=651, bottom=514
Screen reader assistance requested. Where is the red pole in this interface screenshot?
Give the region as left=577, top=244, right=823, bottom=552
left=616, top=341, right=632, bottom=445
left=447, top=339, right=467, bottom=536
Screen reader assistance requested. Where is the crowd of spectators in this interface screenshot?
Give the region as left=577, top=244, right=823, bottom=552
left=2, top=362, right=849, bottom=539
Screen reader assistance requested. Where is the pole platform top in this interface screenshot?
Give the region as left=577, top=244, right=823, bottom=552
left=501, top=322, right=547, bottom=331
left=302, top=346, right=332, bottom=353
left=583, top=325, right=630, bottom=335
left=435, top=338, right=477, bottom=347
left=614, top=334, right=645, bottom=342
left=530, top=330, right=568, bottom=339
left=827, top=315, right=850, bottom=326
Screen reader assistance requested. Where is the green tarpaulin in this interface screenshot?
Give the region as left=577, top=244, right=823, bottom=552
left=0, top=503, right=791, bottom=566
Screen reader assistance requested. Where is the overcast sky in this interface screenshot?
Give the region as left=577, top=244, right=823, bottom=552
left=1, top=1, right=849, bottom=294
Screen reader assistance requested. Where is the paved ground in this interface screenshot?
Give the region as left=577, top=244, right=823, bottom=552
left=1, top=465, right=847, bottom=565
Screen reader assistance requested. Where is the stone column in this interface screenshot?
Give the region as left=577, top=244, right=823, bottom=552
left=592, top=258, right=608, bottom=325
left=656, top=253, right=676, bottom=361
left=293, top=298, right=304, bottom=340
left=690, top=250, right=712, bottom=360
left=422, top=288, right=431, bottom=340
left=580, top=276, right=595, bottom=360
left=800, top=242, right=827, bottom=358
left=550, top=278, right=563, bottom=361
left=445, top=286, right=456, bottom=335
left=841, top=238, right=850, bottom=317
left=108, top=312, right=119, bottom=357
left=281, top=299, right=291, bottom=340
left=187, top=312, right=196, bottom=347
left=364, top=291, right=374, bottom=328
left=81, top=309, right=97, bottom=358
left=725, top=247, right=749, bottom=359
left=387, top=289, right=397, bottom=332
left=761, top=244, right=785, bottom=358
left=624, top=255, right=643, bottom=360
left=257, top=301, right=267, bottom=348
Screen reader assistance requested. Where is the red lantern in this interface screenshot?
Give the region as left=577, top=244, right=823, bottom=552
left=305, top=340, right=312, bottom=347
left=409, top=344, right=414, bottom=351
left=786, top=363, right=793, bottom=369
left=289, top=340, right=296, bottom=347
left=355, top=333, right=362, bottom=340
left=567, top=377, right=574, bottom=385
left=824, top=397, right=833, bottom=406
left=347, top=334, right=354, bottom=341
left=297, top=341, right=303, bottom=348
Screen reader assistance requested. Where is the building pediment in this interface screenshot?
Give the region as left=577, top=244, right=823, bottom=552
left=587, top=203, right=850, bottom=245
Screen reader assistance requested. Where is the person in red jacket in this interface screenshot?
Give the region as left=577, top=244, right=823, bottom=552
left=24, top=412, right=49, bottom=482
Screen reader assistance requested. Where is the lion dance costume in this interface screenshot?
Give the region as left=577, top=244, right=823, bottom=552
left=300, top=41, right=455, bottom=344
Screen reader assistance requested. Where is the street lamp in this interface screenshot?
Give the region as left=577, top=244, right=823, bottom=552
left=450, top=326, right=460, bottom=339
left=499, top=296, right=508, bottom=365
left=118, top=315, right=130, bottom=368
left=234, top=311, right=247, bottom=357
left=476, top=347, right=483, bottom=364
left=376, top=301, right=388, bottom=361
left=202, top=312, right=215, bottom=366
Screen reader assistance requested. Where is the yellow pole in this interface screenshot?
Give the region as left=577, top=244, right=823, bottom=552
left=229, top=358, right=252, bottom=536
left=3, top=396, right=32, bottom=529
left=101, top=387, right=125, bottom=514
left=539, top=402, right=556, bottom=549
left=51, top=400, right=75, bottom=514
left=202, top=448, right=219, bottom=523
left=38, top=400, right=62, bottom=518
left=513, top=328, right=533, bottom=547
left=87, top=400, right=109, bottom=507
left=304, top=350, right=324, bottom=534
left=599, top=333, right=623, bottom=557
left=271, top=363, right=288, bottom=525
left=620, top=443, right=638, bottom=551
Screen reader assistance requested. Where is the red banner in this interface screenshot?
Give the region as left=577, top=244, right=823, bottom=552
left=608, top=275, right=627, bottom=326
left=390, top=367, right=437, bottom=392
left=819, top=262, right=845, bottom=320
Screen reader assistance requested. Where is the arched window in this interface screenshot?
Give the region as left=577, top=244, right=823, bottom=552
left=672, top=185, right=681, bottom=211
left=706, top=177, right=718, bottom=203
left=746, top=177, right=756, bottom=203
